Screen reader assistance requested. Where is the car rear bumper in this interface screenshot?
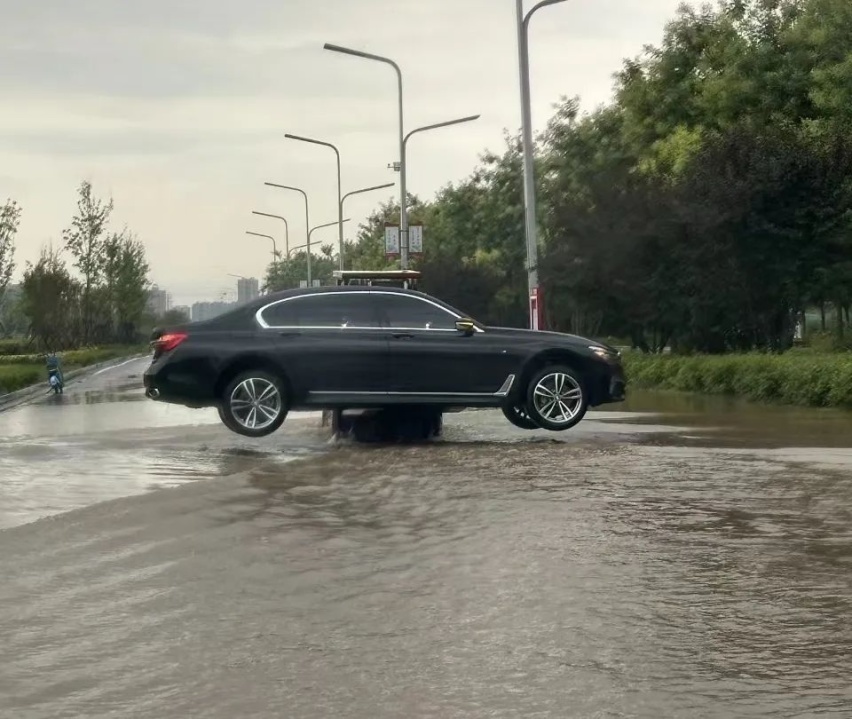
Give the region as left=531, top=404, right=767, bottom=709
left=143, top=360, right=218, bottom=409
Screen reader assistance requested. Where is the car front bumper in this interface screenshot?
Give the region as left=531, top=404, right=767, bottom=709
left=590, top=362, right=626, bottom=406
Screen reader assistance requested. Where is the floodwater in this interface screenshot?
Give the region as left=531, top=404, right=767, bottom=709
left=1, top=359, right=852, bottom=717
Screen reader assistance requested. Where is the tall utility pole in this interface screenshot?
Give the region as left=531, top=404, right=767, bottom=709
left=251, top=211, right=289, bottom=257
left=324, top=43, right=481, bottom=269
left=264, top=182, right=312, bottom=285
left=283, top=134, right=344, bottom=270
left=323, top=43, right=408, bottom=266
left=516, top=0, right=567, bottom=330
left=245, top=231, right=277, bottom=266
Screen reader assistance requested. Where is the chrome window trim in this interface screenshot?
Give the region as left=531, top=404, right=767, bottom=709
left=255, top=290, right=377, bottom=330
left=255, top=289, right=484, bottom=332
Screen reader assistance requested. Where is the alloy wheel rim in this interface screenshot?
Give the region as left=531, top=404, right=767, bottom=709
left=230, top=378, right=282, bottom=430
left=531, top=372, right=583, bottom=425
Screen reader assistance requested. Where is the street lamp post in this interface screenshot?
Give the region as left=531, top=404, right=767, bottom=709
left=403, top=115, right=480, bottom=152
left=283, top=134, right=344, bottom=271
left=264, top=182, right=312, bottom=284
left=308, top=218, right=350, bottom=248
left=251, top=211, right=289, bottom=257
left=245, top=231, right=277, bottom=267
left=323, top=43, right=408, bottom=267
left=340, top=182, right=395, bottom=268
left=517, top=0, right=567, bottom=330
left=324, top=44, right=481, bottom=269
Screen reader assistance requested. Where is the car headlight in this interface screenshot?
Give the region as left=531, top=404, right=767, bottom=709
left=589, top=345, right=621, bottom=361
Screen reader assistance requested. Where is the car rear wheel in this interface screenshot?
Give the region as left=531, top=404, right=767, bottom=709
left=525, top=365, right=588, bottom=432
left=219, top=370, right=288, bottom=438
left=501, top=404, right=540, bottom=430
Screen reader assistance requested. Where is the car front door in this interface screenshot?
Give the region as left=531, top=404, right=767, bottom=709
left=373, top=291, right=518, bottom=396
left=257, top=291, right=389, bottom=395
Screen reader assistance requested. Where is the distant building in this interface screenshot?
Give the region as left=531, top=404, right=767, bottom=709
left=146, top=284, right=171, bottom=316
left=191, top=301, right=234, bottom=322
left=237, top=277, right=260, bottom=304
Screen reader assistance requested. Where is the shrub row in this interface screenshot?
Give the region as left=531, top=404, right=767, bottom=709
left=0, top=339, right=34, bottom=356
left=0, top=366, right=42, bottom=395
left=0, top=345, right=144, bottom=367
left=623, top=351, right=852, bottom=408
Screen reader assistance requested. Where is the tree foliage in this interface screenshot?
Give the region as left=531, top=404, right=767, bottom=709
left=12, top=182, right=152, bottom=349
left=0, top=199, right=20, bottom=305
left=257, top=0, right=852, bottom=354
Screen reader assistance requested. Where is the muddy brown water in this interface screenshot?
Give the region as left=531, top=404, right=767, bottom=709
left=2, top=368, right=852, bottom=717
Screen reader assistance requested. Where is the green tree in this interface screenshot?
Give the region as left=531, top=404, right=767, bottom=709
left=264, top=245, right=336, bottom=292
left=111, top=233, right=150, bottom=342
left=62, top=181, right=113, bottom=342
left=0, top=199, right=20, bottom=307
left=20, top=248, right=83, bottom=350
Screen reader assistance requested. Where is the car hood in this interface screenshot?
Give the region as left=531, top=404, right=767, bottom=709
left=484, top=325, right=615, bottom=351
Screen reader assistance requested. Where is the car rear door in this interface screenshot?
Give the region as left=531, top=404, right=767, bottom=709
left=373, top=291, right=517, bottom=395
left=256, top=291, right=390, bottom=394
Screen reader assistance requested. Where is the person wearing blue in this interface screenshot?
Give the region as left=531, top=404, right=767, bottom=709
left=45, top=352, right=63, bottom=393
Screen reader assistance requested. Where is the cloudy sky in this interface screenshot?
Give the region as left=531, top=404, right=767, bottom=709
left=2, top=0, right=696, bottom=306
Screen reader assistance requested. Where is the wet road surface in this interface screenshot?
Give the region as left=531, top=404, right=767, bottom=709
left=2, top=359, right=852, bottom=717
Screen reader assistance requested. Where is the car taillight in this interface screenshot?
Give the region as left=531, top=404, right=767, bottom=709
left=153, top=332, right=188, bottom=353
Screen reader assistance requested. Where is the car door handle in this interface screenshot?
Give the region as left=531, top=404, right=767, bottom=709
left=391, top=332, right=414, bottom=340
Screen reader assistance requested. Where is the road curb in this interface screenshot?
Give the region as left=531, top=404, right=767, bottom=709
left=0, top=354, right=147, bottom=413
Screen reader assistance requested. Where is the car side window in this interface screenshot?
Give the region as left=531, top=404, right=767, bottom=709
left=374, top=293, right=458, bottom=330
left=260, top=293, right=378, bottom=328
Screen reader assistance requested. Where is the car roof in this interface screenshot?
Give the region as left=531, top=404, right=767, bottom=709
left=255, top=285, right=429, bottom=306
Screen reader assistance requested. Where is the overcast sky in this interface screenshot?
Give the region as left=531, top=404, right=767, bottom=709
left=2, top=0, right=696, bottom=306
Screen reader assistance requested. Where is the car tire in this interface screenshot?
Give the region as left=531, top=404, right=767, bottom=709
left=219, top=369, right=289, bottom=438
left=524, top=364, right=588, bottom=432
left=501, top=403, right=540, bottom=430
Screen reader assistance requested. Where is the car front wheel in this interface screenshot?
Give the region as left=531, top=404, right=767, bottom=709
left=219, top=370, right=288, bottom=437
left=525, top=365, right=588, bottom=432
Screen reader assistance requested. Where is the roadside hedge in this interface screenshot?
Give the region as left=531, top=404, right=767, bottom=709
left=623, top=352, right=852, bottom=408
left=0, top=366, right=42, bottom=395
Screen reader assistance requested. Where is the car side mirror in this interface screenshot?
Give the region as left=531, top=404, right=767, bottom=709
left=455, top=319, right=475, bottom=336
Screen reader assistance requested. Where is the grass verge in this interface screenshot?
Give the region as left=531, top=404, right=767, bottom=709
left=623, top=351, right=852, bottom=409
left=0, top=345, right=146, bottom=395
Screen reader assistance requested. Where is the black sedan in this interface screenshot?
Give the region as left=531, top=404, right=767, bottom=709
left=143, top=286, right=626, bottom=437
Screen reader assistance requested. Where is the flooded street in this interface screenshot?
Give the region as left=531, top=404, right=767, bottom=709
left=2, top=359, right=852, bottom=717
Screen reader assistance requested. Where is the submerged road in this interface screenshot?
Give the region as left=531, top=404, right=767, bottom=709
left=1, top=358, right=852, bottom=717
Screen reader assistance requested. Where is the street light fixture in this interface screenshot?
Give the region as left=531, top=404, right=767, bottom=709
left=323, top=42, right=478, bottom=270
left=308, top=218, right=350, bottom=249
left=323, top=42, right=407, bottom=262
left=283, top=133, right=344, bottom=271
left=516, top=0, right=567, bottom=330
left=324, top=43, right=479, bottom=269
left=245, top=231, right=278, bottom=267
left=284, top=221, right=350, bottom=259
left=279, top=220, right=351, bottom=289
left=404, top=115, right=480, bottom=149
left=264, top=182, right=312, bottom=284
left=340, top=182, right=395, bottom=269
left=251, top=211, right=289, bottom=257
